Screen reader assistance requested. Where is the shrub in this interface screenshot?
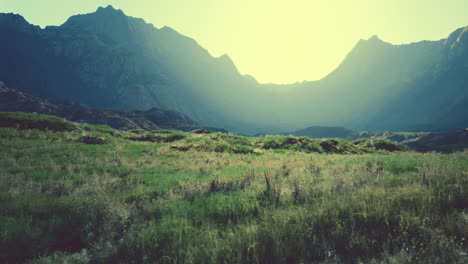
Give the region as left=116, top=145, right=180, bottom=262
left=231, top=144, right=254, bottom=154
left=128, top=132, right=186, bottom=143
left=214, top=142, right=231, bottom=153
left=78, top=136, right=108, bottom=145
left=353, top=138, right=410, bottom=152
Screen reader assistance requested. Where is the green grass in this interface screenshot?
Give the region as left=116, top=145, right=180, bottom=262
left=0, top=112, right=79, bottom=132
left=0, top=113, right=466, bottom=263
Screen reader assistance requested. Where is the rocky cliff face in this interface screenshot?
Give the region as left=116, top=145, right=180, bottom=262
left=0, top=6, right=467, bottom=134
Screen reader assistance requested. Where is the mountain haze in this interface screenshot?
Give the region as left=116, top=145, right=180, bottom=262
left=1, top=5, right=467, bottom=134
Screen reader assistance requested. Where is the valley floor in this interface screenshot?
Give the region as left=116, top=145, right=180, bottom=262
left=0, top=114, right=467, bottom=263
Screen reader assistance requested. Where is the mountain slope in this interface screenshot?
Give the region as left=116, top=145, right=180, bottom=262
left=362, top=27, right=468, bottom=132
left=402, top=129, right=468, bottom=153
left=0, top=6, right=257, bottom=132
left=0, top=6, right=467, bottom=134
left=255, top=28, right=468, bottom=132
left=0, top=81, right=226, bottom=132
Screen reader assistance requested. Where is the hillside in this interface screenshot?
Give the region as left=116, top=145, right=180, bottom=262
left=280, top=125, right=468, bottom=153
left=403, top=129, right=468, bottom=153
left=0, top=112, right=466, bottom=263
left=0, top=112, right=409, bottom=154
left=0, top=82, right=226, bottom=132
left=283, top=126, right=356, bottom=139
left=1, top=6, right=468, bottom=134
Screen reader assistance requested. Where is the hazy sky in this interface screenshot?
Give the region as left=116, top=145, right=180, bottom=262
left=2, top=0, right=468, bottom=83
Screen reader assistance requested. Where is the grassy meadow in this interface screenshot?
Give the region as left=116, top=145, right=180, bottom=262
left=0, top=113, right=467, bottom=263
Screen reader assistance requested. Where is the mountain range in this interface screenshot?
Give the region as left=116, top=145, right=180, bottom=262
left=0, top=5, right=467, bottom=134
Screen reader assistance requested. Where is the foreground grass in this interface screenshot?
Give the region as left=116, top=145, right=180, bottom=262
left=0, top=114, right=467, bottom=263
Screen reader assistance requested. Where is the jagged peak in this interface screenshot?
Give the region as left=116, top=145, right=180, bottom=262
left=354, top=34, right=393, bottom=49
left=95, top=5, right=125, bottom=15
left=63, top=5, right=126, bottom=24
left=355, top=35, right=387, bottom=46
left=61, top=4, right=134, bottom=32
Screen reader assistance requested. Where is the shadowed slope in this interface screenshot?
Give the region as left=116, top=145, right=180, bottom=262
left=0, top=82, right=226, bottom=132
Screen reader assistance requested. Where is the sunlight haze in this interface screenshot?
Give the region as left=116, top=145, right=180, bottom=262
left=2, top=0, right=468, bottom=83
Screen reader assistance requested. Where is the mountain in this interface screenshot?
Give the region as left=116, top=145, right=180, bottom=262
left=259, top=125, right=428, bottom=143
left=402, top=129, right=468, bottom=153
left=288, top=126, right=355, bottom=139
left=256, top=126, right=356, bottom=139
left=0, top=81, right=226, bottom=132
left=260, top=124, right=468, bottom=153
left=361, top=28, right=468, bottom=132
left=0, top=6, right=467, bottom=134
left=0, top=6, right=265, bottom=134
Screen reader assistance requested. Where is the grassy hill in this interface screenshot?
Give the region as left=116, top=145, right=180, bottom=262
left=0, top=112, right=467, bottom=263
left=0, top=83, right=226, bottom=133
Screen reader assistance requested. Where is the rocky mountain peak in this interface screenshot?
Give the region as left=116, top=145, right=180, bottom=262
left=60, top=5, right=154, bottom=46
left=339, top=34, right=393, bottom=67
left=0, top=13, right=39, bottom=33
left=95, top=5, right=125, bottom=16
left=63, top=5, right=128, bottom=28
left=353, top=34, right=390, bottom=50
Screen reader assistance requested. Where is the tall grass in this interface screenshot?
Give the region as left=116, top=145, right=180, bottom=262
left=0, top=125, right=466, bottom=263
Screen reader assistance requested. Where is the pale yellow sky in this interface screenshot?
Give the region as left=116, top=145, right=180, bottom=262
left=2, top=0, right=468, bottom=83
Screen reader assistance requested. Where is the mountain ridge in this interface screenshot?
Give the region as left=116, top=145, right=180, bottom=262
left=1, top=6, right=467, bottom=134
left=2, top=6, right=467, bottom=84
left=0, top=81, right=227, bottom=132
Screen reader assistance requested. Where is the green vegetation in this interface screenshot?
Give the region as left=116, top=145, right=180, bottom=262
left=0, top=113, right=466, bottom=263
left=0, top=112, right=79, bottom=132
